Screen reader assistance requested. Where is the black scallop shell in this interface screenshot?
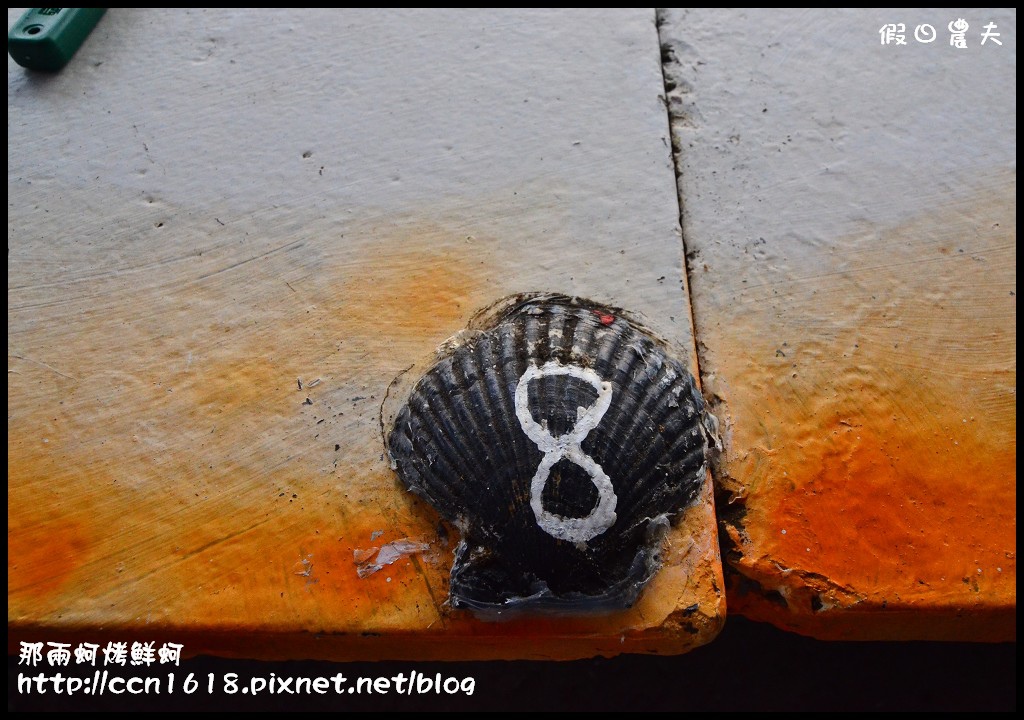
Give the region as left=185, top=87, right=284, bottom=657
left=387, top=294, right=710, bottom=616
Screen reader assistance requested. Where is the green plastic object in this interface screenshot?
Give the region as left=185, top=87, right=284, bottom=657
left=8, top=8, right=106, bottom=71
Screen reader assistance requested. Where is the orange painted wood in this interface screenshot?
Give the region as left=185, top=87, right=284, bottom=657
left=8, top=9, right=724, bottom=660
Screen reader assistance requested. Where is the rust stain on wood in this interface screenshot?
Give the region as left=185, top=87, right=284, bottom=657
left=8, top=220, right=486, bottom=618
left=704, top=174, right=1016, bottom=639
left=8, top=513, right=92, bottom=599
left=340, top=246, right=477, bottom=341
left=8, top=209, right=723, bottom=658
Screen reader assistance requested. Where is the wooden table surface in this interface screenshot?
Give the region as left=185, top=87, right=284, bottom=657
left=8, top=8, right=1016, bottom=661
left=8, top=8, right=724, bottom=660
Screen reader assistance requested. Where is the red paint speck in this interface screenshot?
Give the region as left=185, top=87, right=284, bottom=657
left=594, top=311, right=615, bottom=326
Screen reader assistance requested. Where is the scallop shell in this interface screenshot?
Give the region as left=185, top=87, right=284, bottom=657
left=387, top=294, right=711, bottom=616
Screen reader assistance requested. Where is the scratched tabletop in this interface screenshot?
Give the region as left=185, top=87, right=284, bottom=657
left=7, top=9, right=724, bottom=660
left=661, top=8, right=1015, bottom=640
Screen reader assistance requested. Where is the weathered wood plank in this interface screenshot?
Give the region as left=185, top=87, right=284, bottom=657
left=660, top=8, right=1015, bottom=639
left=8, top=8, right=723, bottom=659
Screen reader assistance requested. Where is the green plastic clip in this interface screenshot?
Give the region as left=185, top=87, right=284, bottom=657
left=8, top=8, right=106, bottom=71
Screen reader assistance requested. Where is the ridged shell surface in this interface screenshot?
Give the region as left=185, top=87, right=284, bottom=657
left=387, top=295, right=709, bottom=615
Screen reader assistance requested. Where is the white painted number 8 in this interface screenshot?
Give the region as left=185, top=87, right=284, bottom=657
left=514, top=361, right=617, bottom=543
